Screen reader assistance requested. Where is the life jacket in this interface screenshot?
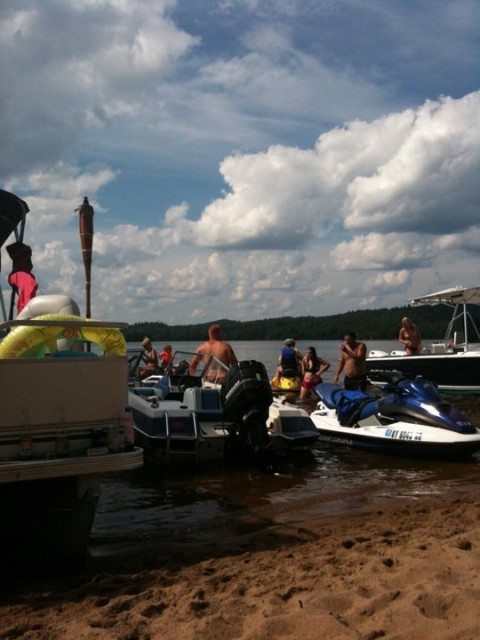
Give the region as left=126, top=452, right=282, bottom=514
left=160, top=350, right=173, bottom=365
left=280, top=346, right=297, bottom=369
left=6, top=241, right=38, bottom=313
left=336, top=390, right=370, bottom=426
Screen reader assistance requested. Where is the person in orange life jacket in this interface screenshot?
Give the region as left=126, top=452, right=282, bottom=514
left=159, top=343, right=173, bottom=371
left=274, top=338, right=302, bottom=384
left=139, top=337, right=158, bottom=380
left=299, top=346, right=331, bottom=401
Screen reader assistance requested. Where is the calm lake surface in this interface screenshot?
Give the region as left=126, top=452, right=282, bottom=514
left=90, top=340, right=480, bottom=558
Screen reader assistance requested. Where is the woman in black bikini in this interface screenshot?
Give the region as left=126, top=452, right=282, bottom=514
left=300, top=346, right=330, bottom=401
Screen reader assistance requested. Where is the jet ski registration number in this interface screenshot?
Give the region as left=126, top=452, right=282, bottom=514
left=385, top=429, right=422, bottom=441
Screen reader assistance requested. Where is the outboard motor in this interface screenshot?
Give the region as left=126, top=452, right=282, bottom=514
left=221, top=360, right=273, bottom=451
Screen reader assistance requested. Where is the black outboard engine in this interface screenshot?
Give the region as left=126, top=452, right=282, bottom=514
left=221, top=360, right=273, bottom=451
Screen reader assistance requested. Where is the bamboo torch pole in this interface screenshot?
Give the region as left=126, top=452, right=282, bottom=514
left=75, top=196, right=94, bottom=318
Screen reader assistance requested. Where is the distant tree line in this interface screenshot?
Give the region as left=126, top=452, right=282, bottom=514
left=123, top=304, right=478, bottom=343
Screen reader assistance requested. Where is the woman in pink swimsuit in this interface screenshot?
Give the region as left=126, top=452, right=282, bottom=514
left=398, top=317, right=422, bottom=355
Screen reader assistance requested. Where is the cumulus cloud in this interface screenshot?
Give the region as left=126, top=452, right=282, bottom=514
left=1, top=2, right=480, bottom=323
left=364, top=270, right=411, bottom=295
left=434, top=227, right=480, bottom=252
left=183, top=92, right=480, bottom=255
left=10, top=91, right=480, bottom=322
left=0, top=0, right=198, bottom=179
left=344, top=94, right=480, bottom=233
left=330, top=233, right=435, bottom=271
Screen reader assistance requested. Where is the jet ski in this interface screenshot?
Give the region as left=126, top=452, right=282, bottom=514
left=270, top=368, right=302, bottom=400
left=310, top=373, right=480, bottom=459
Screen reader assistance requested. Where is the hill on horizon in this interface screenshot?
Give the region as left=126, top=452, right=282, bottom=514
left=123, top=303, right=473, bottom=342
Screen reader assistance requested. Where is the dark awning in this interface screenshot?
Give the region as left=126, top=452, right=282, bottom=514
left=0, top=189, right=29, bottom=248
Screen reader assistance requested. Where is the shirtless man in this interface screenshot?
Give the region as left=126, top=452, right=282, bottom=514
left=189, top=323, right=238, bottom=382
left=333, top=331, right=367, bottom=391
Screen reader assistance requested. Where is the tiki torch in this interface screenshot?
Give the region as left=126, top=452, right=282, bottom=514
left=75, top=196, right=94, bottom=318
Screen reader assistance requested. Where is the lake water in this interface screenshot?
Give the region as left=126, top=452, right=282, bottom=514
left=129, top=338, right=404, bottom=378
left=90, top=340, right=480, bottom=559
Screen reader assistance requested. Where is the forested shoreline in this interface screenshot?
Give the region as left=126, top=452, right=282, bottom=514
left=123, top=304, right=475, bottom=342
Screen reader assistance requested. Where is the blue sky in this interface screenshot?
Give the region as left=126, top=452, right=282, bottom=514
left=1, top=0, right=479, bottom=325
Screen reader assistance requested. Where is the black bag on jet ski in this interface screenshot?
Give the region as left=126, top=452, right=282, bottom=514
left=336, top=390, right=370, bottom=426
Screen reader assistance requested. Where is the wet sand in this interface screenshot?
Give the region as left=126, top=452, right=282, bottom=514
left=2, top=491, right=480, bottom=640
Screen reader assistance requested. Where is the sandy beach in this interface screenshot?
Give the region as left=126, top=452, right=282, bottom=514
left=2, top=490, right=480, bottom=640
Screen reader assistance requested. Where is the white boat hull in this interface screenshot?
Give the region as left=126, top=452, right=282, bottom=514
left=267, top=397, right=319, bottom=451
left=310, top=406, right=480, bottom=459
left=0, top=189, right=145, bottom=559
left=129, top=386, right=234, bottom=465
left=367, top=349, right=480, bottom=394
left=0, top=329, right=143, bottom=558
left=367, top=285, right=480, bottom=394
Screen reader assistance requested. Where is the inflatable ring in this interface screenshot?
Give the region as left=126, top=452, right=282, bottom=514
left=0, top=314, right=126, bottom=359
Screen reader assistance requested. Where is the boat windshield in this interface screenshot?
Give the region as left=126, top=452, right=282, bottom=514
left=127, top=348, right=229, bottom=385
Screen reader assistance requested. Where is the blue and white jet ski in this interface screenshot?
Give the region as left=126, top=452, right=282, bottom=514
left=310, top=373, right=480, bottom=459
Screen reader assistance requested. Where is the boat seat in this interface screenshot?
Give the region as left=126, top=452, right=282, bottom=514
left=51, top=350, right=98, bottom=358
left=335, top=390, right=372, bottom=425
left=350, top=397, right=379, bottom=422
left=314, top=382, right=345, bottom=408
left=182, top=387, right=224, bottom=420
left=281, top=368, right=299, bottom=378
left=158, top=374, right=202, bottom=400
left=199, top=388, right=222, bottom=410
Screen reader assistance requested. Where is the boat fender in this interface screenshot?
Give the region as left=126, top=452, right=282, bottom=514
left=0, top=314, right=126, bottom=358
left=368, top=350, right=389, bottom=358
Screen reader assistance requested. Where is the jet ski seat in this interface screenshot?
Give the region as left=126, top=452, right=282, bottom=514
left=314, top=383, right=346, bottom=409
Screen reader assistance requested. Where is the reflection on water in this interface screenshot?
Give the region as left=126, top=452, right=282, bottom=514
left=91, top=446, right=480, bottom=554
left=91, top=341, right=480, bottom=556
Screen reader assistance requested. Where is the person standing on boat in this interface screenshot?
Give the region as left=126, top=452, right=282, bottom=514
left=333, top=332, right=367, bottom=391
left=189, top=323, right=238, bottom=382
left=299, top=346, right=331, bottom=400
left=274, top=338, right=302, bottom=384
left=398, top=317, right=422, bottom=355
left=139, top=337, right=159, bottom=380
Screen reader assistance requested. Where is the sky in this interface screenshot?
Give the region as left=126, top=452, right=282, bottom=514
left=1, top=0, right=479, bottom=326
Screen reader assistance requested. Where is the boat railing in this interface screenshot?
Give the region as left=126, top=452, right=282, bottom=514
left=128, top=348, right=232, bottom=390
left=0, top=317, right=128, bottom=331
left=164, top=411, right=201, bottom=462
left=442, top=302, right=480, bottom=353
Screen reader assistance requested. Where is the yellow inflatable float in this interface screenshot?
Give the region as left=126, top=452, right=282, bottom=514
left=0, top=314, right=126, bottom=359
